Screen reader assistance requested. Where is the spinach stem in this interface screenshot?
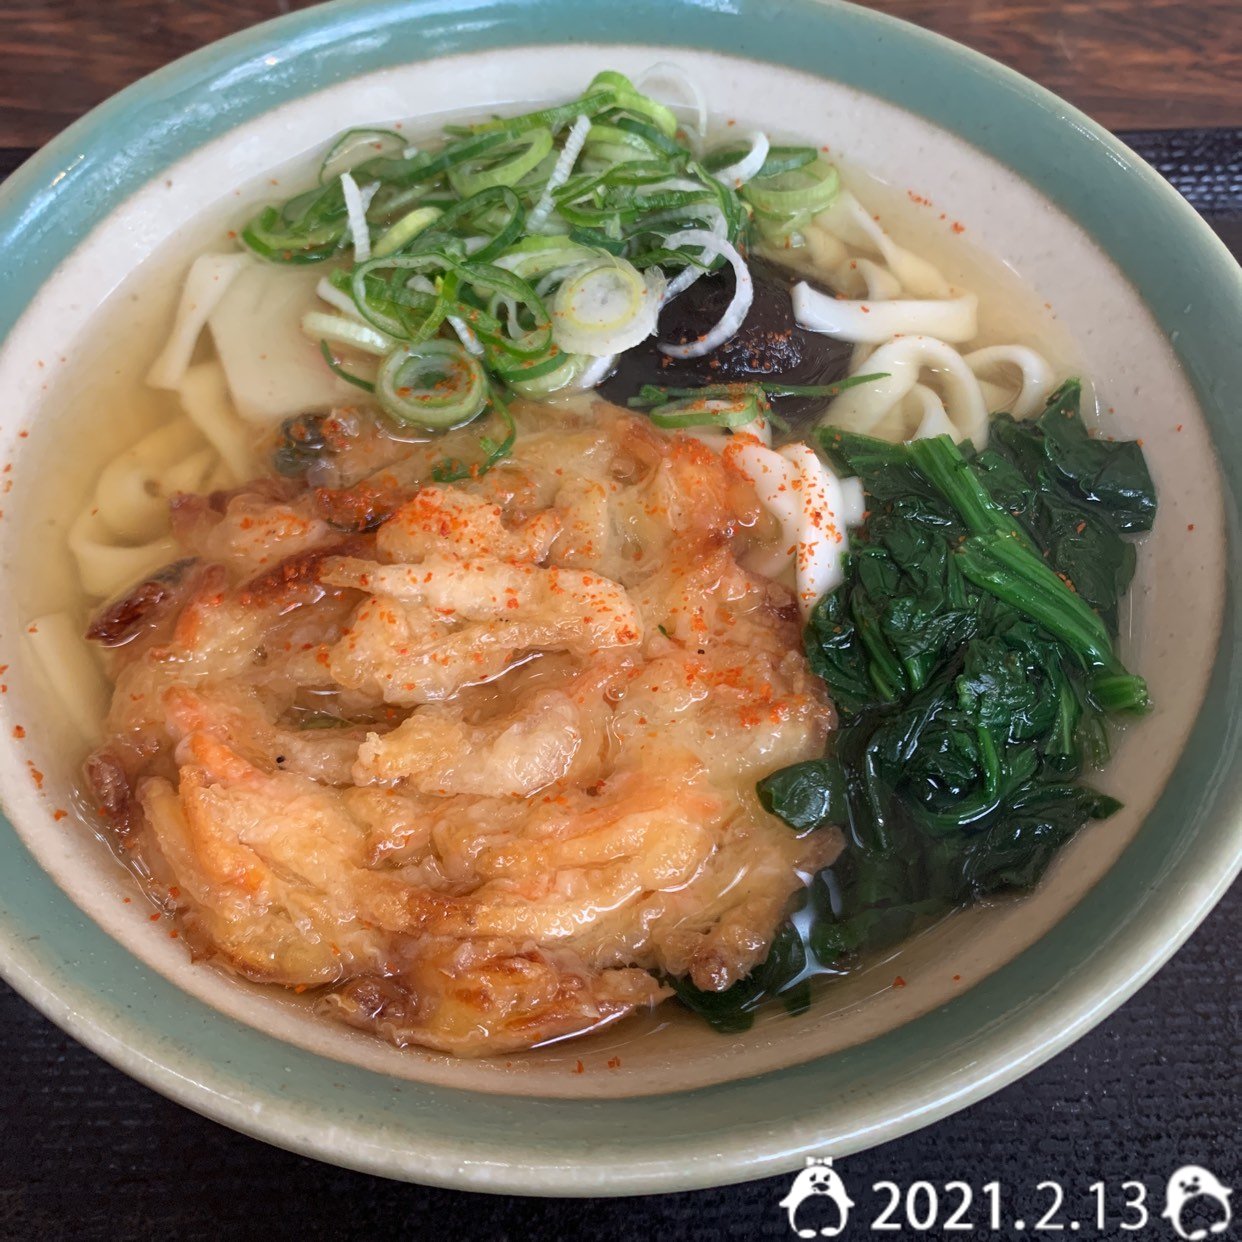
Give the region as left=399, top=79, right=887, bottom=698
left=955, top=531, right=1121, bottom=674
left=907, top=434, right=1033, bottom=547
left=1089, top=671, right=1152, bottom=714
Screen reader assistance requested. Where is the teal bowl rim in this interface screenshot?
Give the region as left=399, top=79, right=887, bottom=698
left=0, top=0, right=1239, bottom=1197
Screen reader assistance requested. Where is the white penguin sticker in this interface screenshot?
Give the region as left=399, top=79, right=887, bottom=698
left=1162, top=1165, right=1233, bottom=1240
left=779, top=1156, right=856, bottom=1238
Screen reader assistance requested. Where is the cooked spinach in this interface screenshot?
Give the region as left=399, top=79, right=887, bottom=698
left=669, top=920, right=811, bottom=1032
left=674, top=381, right=1154, bottom=1031
left=756, top=759, right=848, bottom=834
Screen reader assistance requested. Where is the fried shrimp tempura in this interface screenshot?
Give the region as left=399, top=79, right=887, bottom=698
left=87, top=404, right=839, bottom=1056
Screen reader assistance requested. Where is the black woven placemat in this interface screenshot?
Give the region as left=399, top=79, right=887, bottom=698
left=1, top=129, right=1238, bottom=1240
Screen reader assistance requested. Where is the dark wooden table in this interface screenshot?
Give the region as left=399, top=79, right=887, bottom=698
left=1, top=0, right=1241, bottom=145
left=0, top=3, right=1238, bottom=1237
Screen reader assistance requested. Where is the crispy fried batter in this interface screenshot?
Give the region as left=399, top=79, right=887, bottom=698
left=89, top=404, right=839, bottom=1056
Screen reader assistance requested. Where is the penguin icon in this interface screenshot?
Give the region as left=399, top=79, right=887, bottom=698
left=1162, top=1165, right=1233, bottom=1240
left=779, top=1157, right=856, bottom=1238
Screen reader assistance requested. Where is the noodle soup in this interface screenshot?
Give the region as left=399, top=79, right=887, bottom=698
left=17, top=68, right=1157, bottom=1061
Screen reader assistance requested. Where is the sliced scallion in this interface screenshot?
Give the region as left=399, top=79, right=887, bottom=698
left=245, top=70, right=848, bottom=418
left=551, top=258, right=664, bottom=356
left=319, top=340, right=377, bottom=392
left=627, top=373, right=892, bottom=409
left=448, top=128, right=554, bottom=198
left=647, top=391, right=768, bottom=430
left=320, top=128, right=407, bottom=185
left=376, top=339, right=489, bottom=429
left=743, top=156, right=840, bottom=217
left=373, top=205, right=443, bottom=258
left=430, top=398, right=517, bottom=481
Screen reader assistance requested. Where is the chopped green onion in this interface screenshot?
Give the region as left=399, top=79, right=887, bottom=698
left=648, top=391, right=768, bottom=430
left=413, top=186, right=528, bottom=263
left=318, top=340, right=377, bottom=392
left=493, top=236, right=599, bottom=280
left=372, top=205, right=442, bottom=258
left=376, top=339, right=489, bottom=429
left=302, top=310, right=393, bottom=356
left=493, top=347, right=582, bottom=397
left=627, top=373, right=892, bottom=408
left=586, top=70, right=679, bottom=137
left=238, top=71, right=777, bottom=418
left=448, top=127, right=554, bottom=198
left=743, top=156, right=840, bottom=218
left=349, top=254, right=453, bottom=340
left=242, top=196, right=345, bottom=264
left=430, top=398, right=517, bottom=481
left=319, top=128, right=407, bottom=185
left=704, top=144, right=817, bottom=179
left=470, top=90, right=619, bottom=138
left=550, top=258, right=663, bottom=355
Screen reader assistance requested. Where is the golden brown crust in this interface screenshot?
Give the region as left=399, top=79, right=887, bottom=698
left=92, top=405, right=839, bottom=1057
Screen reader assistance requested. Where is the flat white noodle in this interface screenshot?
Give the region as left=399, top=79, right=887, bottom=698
left=209, top=264, right=359, bottom=423
left=741, top=417, right=774, bottom=447
left=823, top=336, right=990, bottom=448
left=792, top=282, right=978, bottom=344
left=143, top=445, right=218, bottom=504
left=178, top=360, right=258, bottom=484
left=726, top=440, right=800, bottom=579
left=778, top=442, right=854, bottom=608
left=839, top=476, right=866, bottom=527
left=679, top=410, right=774, bottom=457
left=832, top=257, right=903, bottom=302
left=803, top=225, right=849, bottom=273
left=147, top=253, right=251, bottom=389
left=908, top=383, right=957, bottom=440
left=813, top=191, right=951, bottom=298
left=71, top=416, right=222, bottom=598
left=204, top=459, right=236, bottom=492
left=681, top=428, right=725, bottom=453
left=25, top=612, right=110, bottom=744
left=722, top=438, right=858, bottom=613
left=69, top=507, right=180, bottom=600
left=93, top=418, right=207, bottom=542
left=964, top=345, right=1057, bottom=419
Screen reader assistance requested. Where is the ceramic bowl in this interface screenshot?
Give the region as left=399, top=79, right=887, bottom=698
left=0, top=0, right=1238, bottom=1196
